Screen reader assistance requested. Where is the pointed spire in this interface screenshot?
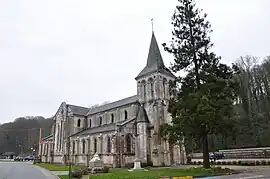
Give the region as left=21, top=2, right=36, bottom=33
left=135, top=32, right=167, bottom=79
left=146, top=32, right=165, bottom=68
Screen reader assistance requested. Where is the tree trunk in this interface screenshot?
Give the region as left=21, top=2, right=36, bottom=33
left=202, top=133, right=210, bottom=168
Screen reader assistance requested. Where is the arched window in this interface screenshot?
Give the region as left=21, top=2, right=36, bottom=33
left=77, top=119, right=81, bottom=127
left=151, top=82, right=154, bottom=98
left=94, top=138, right=97, bottom=153
left=124, top=110, right=128, bottom=120
left=111, top=114, right=114, bottom=123
left=57, top=125, right=60, bottom=151
left=107, top=136, right=111, bottom=153
left=72, top=141, right=75, bottom=154
left=82, top=140, right=86, bottom=154
left=150, top=82, right=154, bottom=98
left=88, top=139, right=90, bottom=153
left=142, top=80, right=146, bottom=101
left=163, top=78, right=167, bottom=98
left=76, top=140, right=79, bottom=154
left=126, top=134, right=132, bottom=153
left=89, top=119, right=91, bottom=128
left=99, top=116, right=102, bottom=126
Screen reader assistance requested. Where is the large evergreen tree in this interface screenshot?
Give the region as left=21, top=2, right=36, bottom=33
left=161, top=0, right=239, bottom=168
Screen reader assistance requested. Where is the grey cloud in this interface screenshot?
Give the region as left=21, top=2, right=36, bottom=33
left=0, top=0, right=270, bottom=123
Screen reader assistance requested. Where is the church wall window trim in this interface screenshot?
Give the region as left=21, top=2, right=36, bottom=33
left=142, top=80, right=146, bottom=101
left=111, top=114, right=114, bottom=123
left=99, top=116, right=102, bottom=126
left=82, top=139, right=86, bottom=154
left=148, top=78, right=154, bottom=99
left=77, top=119, right=81, bottom=127
left=107, top=136, right=111, bottom=153
left=126, top=134, right=132, bottom=153
left=89, top=118, right=91, bottom=128
left=94, top=138, right=97, bottom=153
left=124, top=110, right=128, bottom=120
left=72, top=141, right=75, bottom=154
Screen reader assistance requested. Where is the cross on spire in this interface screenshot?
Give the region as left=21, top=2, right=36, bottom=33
left=151, top=18, right=154, bottom=33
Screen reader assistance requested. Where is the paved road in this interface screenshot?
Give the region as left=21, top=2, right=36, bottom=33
left=0, top=161, right=57, bottom=179
left=205, top=170, right=270, bottom=179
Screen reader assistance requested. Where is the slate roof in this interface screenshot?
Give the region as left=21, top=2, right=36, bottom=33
left=67, top=104, right=89, bottom=116
left=42, top=135, right=53, bottom=141
left=87, top=95, right=138, bottom=115
left=135, top=32, right=175, bottom=80
left=70, top=123, right=116, bottom=137
left=70, top=117, right=137, bottom=137
left=136, top=105, right=149, bottom=123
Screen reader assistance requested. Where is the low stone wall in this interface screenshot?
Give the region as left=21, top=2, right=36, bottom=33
left=219, top=147, right=270, bottom=159
left=0, top=159, right=14, bottom=162
left=190, top=158, right=270, bottom=166
left=190, top=147, right=270, bottom=159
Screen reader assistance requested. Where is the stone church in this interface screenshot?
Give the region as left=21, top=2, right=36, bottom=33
left=39, top=32, right=186, bottom=167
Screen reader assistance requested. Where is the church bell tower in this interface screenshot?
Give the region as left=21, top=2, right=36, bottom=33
left=135, top=31, right=176, bottom=166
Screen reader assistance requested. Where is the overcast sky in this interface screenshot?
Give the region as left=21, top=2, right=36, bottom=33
left=0, top=0, right=270, bottom=123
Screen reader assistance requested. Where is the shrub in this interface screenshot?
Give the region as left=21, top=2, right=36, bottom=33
left=147, top=161, right=153, bottom=167
left=71, top=165, right=83, bottom=178
left=255, top=161, right=261, bottom=165
left=223, top=167, right=233, bottom=174
left=267, top=161, right=270, bottom=165
left=91, top=167, right=103, bottom=174
left=141, top=163, right=147, bottom=168
left=102, top=166, right=109, bottom=173
left=216, top=161, right=221, bottom=165
left=197, top=161, right=202, bottom=165
left=227, top=161, right=231, bottom=165
left=222, top=161, right=227, bottom=165
left=210, top=161, right=214, bottom=165
left=186, top=156, right=192, bottom=164
left=232, top=161, right=237, bottom=165
left=71, top=164, right=86, bottom=177
left=237, top=161, right=242, bottom=165
left=71, top=171, right=82, bottom=178
left=125, top=163, right=134, bottom=169
left=262, top=160, right=266, bottom=165
left=213, top=166, right=222, bottom=171
left=212, top=167, right=233, bottom=175
left=80, top=165, right=88, bottom=175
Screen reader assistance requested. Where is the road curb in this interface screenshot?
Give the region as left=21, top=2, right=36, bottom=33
left=33, top=165, right=60, bottom=179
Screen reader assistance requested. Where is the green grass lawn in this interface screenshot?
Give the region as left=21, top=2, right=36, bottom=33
left=35, top=163, right=71, bottom=171
left=57, top=167, right=231, bottom=179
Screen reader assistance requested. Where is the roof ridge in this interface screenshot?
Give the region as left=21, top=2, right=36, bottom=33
left=90, top=95, right=137, bottom=110
left=67, top=104, right=89, bottom=109
left=87, top=95, right=138, bottom=115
